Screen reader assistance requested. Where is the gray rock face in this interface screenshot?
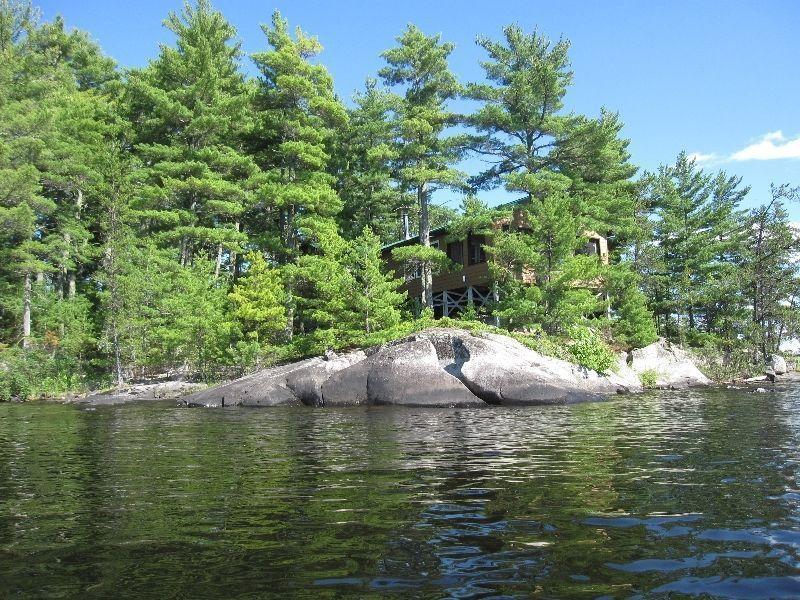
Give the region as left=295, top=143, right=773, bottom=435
left=630, top=338, right=712, bottom=388
left=286, top=351, right=366, bottom=406
left=182, top=328, right=647, bottom=408
left=769, top=354, right=788, bottom=375
left=366, top=338, right=485, bottom=407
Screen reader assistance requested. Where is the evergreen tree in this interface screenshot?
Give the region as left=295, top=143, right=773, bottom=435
left=604, top=265, right=658, bottom=348
left=229, top=252, right=286, bottom=346
left=744, top=184, right=800, bottom=362
left=294, top=224, right=406, bottom=351
left=126, top=0, right=255, bottom=272
left=350, top=226, right=406, bottom=335
left=96, top=148, right=137, bottom=385
left=379, top=24, right=464, bottom=308
left=249, top=11, right=347, bottom=337
left=639, top=152, right=749, bottom=343
left=489, top=174, right=601, bottom=333
left=0, top=1, right=53, bottom=348
left=466, top=24, right=637, bottom=242
left=250, top=11, right=346, bottom=259
left=335, top=79, right=400, bottom=242
left=290, top=223, right=359, bottom=351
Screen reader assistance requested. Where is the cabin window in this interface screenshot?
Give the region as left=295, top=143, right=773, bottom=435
left=468, top=235, right=487, bottom=265
left=431, top=240, right=440, bottom=249
left=579, top=238, right=601, bottom=257
left=447, top=241, right=463, bottom=265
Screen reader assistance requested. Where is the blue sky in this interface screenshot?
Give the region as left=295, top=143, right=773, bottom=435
left=39, top=0, right=800, bottom=216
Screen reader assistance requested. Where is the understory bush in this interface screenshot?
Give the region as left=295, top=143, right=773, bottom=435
left=638, top=369, right=658, bottom=389
left=0, top=347, right=97, bottom=401
left=566, top=325, right=617, bottom=374
left=690, top=342, right=760, bottom=382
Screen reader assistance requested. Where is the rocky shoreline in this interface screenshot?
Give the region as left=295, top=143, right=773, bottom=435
left=179, top=328, right=711, bottom=409
left=68, top=329, right=795, bottom=408
left=71, top=380, right=207, bottom=405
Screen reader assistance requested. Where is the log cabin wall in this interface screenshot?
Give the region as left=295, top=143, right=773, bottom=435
left=382, top=217, right=609, bottom=300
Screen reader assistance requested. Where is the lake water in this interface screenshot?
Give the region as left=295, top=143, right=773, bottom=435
left=1, top=385, right=800, bottom=598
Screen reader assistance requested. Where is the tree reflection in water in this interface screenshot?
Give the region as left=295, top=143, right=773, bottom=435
left=1, top=385, right=800, bottom=598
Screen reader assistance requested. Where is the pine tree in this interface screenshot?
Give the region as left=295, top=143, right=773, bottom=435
left=379, top=24, right=464, bottom=308
left=290, top=223, right=359, bottom=351
left=350, top=226, right=406, bottom=336
left=489, top=178, right=601, bottom=333
left=249, top=11, right=347, bottom=338
left=126, top=0, right=254, bottom=272
left=229, top=252, right=286, bottom=346
left=335, top=79, right=401, bottom=242
left=640, top=152, right=750, bottom=343
left=604, top=265, right=658, bottom=348
left=466, top=26, right=573, bottom=192
left=250, top=11, right=346, bottom=259
left=96, top=148, right=136, bottom=385
left=744, top=184, right=800, bottom=362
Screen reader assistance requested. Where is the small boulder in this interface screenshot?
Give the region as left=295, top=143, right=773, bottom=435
left=631, top=338, right=711, bottom=388
left=769, top=354, right=788, bottom=375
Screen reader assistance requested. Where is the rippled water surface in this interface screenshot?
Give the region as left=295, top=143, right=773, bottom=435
left=2, top=385, right=800, bottom=598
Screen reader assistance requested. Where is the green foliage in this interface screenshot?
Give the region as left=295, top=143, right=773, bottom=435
left=335, top=80, right=401, bottom=242
left=380, top=24, right=464, bottom=307
left=604, top=265, right=658, bottom=349
left=638, top=152, right=749, bottom=344
left=567, top=325, right=617, bottom=374
left=391, top=244, right=453, bottom=277
left=126, top=0, right=254, bottom=269
left=638, top=369, right=657, bottom=389
left=250, top=10, right=346, bottom=263
left=229, top=252, right=286, bottom=346
left=0, top=3, right=795, bottom=397
left=350, top=227, right=406, bottom=335
left=0, top=346, right=96, bottom=401
left=508, top=330, right=574, bottom=363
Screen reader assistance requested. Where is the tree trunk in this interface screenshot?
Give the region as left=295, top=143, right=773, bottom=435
left=214, top=243, right=223, bottom=278
left=285, top=292, right=294, bottom=342
left=22, top=272, right=31, bottom=349
left=113, top=327, right=124, bottom=387
left=179, top=237, right=188, bottom=267
left=230, top=221, right=240, bottom=282
left=62, top=189, right=84, bottom=299
left=418, top=182, right=433, bottom=308
left=60, top=231, right=69, bottom=300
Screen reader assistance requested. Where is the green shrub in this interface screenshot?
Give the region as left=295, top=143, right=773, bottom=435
left=510, top=330, right=573, bottom=362
left=639, top=369, right=658, bottom=389
left=567, top=325, right=617, bottom=374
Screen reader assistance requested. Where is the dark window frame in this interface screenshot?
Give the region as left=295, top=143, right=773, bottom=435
left=447, top=240, right=463, bottom=265
left=467, top=234, right=487, bottom=266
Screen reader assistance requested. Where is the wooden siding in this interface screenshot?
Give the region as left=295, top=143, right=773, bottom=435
left=383, top=220, right=609, bottom=298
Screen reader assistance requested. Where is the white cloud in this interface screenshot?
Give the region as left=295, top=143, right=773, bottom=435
left=730, top=130, right=800, bottom=161
left=687, top=151, right=718, bottom=164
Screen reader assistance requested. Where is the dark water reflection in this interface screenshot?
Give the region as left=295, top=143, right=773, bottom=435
left=2, top=385, right=800, bottom=598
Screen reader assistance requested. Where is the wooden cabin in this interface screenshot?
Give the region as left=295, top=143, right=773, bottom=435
left=382, top=206, right=609, bottom=318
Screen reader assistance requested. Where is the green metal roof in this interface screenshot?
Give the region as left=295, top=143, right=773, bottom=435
left=380, top=197, right=528, bottom=251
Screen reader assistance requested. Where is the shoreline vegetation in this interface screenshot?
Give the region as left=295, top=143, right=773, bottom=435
left=39, top=325, right=797, bottom=406
left=1, top=1, right=799, bottom=403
